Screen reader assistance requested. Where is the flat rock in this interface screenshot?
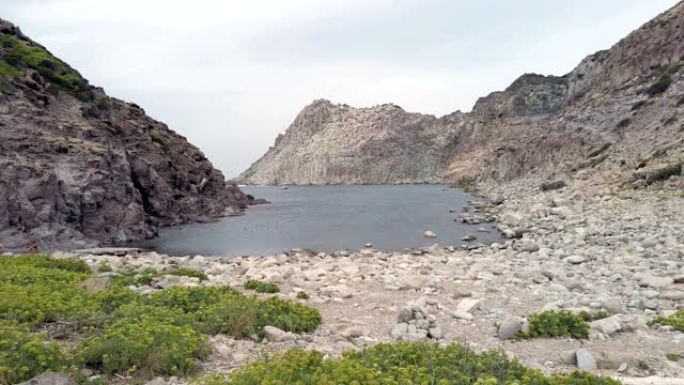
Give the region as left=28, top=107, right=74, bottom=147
left=18, top=373, right=74, bottom=385
left=576, top=349, right=597, bottom=371
left=263, top=325, right=296, bottom=342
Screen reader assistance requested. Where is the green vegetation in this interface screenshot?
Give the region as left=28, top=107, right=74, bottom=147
left=245, top=279, right=280, bottom=293
left=666, top=352, right=682, bottom=361
left=580, top=309, right=610, bottom=322
left=0, top=255, right=321, bottom=383
left=167, top=267, right=208, bottom=282
left=97, top=261, right=112, bottom=273
left=0, top=322, right=68, bottom=385
left=647, top=63, right=681, bottom=96
left=296, top=291, right=310, bottom=300
left=0, top=33, right=86, bottom=93
left=650, top=310, right=684, bottom=331
left=519, top=310, right=590, bottom=339
left=199, top=342, right=621, bottom=385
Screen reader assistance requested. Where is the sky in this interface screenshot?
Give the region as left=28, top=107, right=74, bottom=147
left=2, top=0, right=680, bottom=178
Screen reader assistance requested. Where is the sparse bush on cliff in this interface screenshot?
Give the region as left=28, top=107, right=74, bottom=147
left=519, top=310, right=589, bottom=339
left=647, top=63, right=681, bottom=96
left=245, top=279, right=280, bottom=293
left=199, top=342, right=621, bottom=385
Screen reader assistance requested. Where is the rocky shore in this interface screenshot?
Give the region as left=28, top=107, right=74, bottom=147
left=43, top=173, right=684, bottom=385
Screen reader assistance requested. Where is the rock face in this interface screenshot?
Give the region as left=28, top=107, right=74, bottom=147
left=0, top=18, right=252, bottom=250
left=238, top=100, right=462, bottom=184
left=240, top=2, right=684, bottom=186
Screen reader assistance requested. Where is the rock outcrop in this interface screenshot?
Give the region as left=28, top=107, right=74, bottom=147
left=238, top=100, right=463, bottom=184
left=0, top=18, right=251, bottom=250
left=240, top=2, right=684, bottom=186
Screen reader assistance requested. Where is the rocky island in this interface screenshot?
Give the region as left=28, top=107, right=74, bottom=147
left=2, top=2, right=684, bottom=385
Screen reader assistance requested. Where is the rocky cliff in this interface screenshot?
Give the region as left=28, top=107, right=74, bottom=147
left=240, top=2, right=684, bottom=186
left=0, top=18, right=252, bottom=250
left=238, top=100, right=462, bottom=184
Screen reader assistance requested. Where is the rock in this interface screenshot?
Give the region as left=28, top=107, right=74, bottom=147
left=18, top=373, right=74, bottom=385
left=674, top=275, right=684, bottom=284
left=540, top=180, right=567, bottom=191
left=340, top=326, right=367, bottom=338
left=590, top=316, right=622, bottom=336
left=639, top=276, right=673, bottom=289
left=462, top=233, right=476, bottom=241
left=263, top=326, right=296, bottom=342
left=576, top=349, right=597, bottom=371
left=391, top=323, right=409, bottom=339
left=658, top=291, right=684, bottom=300
left=424, top=230, right=437, bottom=239
left=144, top=378, right=168, bottom=385
left=397, top=307, right=414, bottom=323
left=452, top=310, right=474, bottom=321
left=564, top=255, right=588, bottom=264
left=428, top=327, right=443, bottom=339
left=492, top=196, right=505, bottom=205
left=455, top=298, right=481, bottom=313
left=498, top=317, right=527, bottom=340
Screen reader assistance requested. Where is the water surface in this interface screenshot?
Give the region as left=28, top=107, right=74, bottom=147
left=138, top=185, right=500, bottom=256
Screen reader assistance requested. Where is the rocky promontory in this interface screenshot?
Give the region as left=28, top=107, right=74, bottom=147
left=0, top=18, right=254, bottom=250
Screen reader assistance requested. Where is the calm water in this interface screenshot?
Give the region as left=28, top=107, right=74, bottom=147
left=137, top=185, right=500, bottom=256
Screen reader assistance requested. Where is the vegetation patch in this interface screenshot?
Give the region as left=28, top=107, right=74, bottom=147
left=518, top=310, right=590, bottom=339
left=167, top=267, right=208, bottom=282
left=647, top=63, right=681, bottom=96
left=0, top=255, right=321, bottom=382
left=199, top=342, right=620, bottom=385
left=631, top=100, right=648, bottom=111
left=616, top=118, right=631, bottom=129
left=296, top=291, right=310, bottom=300
left=0, top=33, right=86, bottom=93
left=245, top=279, right=280, bottom=293
left=650, top=310, right=684, bottom=331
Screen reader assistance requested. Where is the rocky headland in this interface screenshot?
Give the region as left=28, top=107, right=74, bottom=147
left=0, top=18, right=258, bottom=251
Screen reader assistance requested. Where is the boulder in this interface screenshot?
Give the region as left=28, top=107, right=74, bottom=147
left=18, top=373, right=74, bottom=385
left=576, top=349, right=597, bottom=371
left=263, top=325, right=296, bottom=342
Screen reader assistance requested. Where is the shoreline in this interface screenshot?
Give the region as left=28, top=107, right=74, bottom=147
left=35, top=174, right=684, bottom=383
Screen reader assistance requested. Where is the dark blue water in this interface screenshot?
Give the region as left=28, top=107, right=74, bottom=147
left=138, top=185, right=500, bottom=256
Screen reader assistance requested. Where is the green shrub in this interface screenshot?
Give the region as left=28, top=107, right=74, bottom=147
left=580, top=309, right=610, bottom=322
left=167, top=267, right=208, bottom=282
left=0, top=33, right=86, bottom=93
left=97, top=262, right=112, bottom=273
left=245, top=279, right=279, bottom=293
left=79, top=317, right=210, bottom=377
left=519, top=310, right=589, bottom=339
left=296, top=291, right=310, bottom=300
left=667, top=352, right=682, bottom=361
left=206, top=342, right=620, bottom=385
left=650, top=310, right=684, bottom=331
left=0, top=322, right=67, bottom=385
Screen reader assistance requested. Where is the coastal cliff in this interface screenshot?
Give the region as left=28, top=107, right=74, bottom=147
left=0, top=18, right=251, bottom=250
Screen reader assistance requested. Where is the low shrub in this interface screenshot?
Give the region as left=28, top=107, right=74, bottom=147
left=519, top=310, right=589, bottom=339
left=78, top=317, right=210, bottom=377
left=203, top=342, right=620, bottom=385
left=580, top=309, right=610, bottom=322
left=0, top=322, right=67, bottom=385
left=631, top=100, right=648, bottom=111
left=97, top=262, right=112, bottom=272
left=616, top=118, right=631, bottom=129
left=650, top=310, right=684, bottom=331
left=296, top=291, right=310, bottom=300
left=167, top=267, right=208, bottom=282
left=245, top=279, right=279, bottom=293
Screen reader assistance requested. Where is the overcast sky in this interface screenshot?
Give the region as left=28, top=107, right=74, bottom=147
left=3, top=0, right=679, bottom=178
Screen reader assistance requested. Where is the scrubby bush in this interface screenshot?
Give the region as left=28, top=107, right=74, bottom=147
left=616, top=118, right=631, bottom=129
left=0, top=255, right=322, bottom=381
left=202, top=342, right=620, bottom=385
left=296, top=291, right=310, bottom=300
left=167, top=267, right=208, bottom=282
left=0, top=322, right=67, bottom=385
left=519, top=310, right=589, bottom=339
left=245, top=279, right=279, bottom=293
left=79, top=317, right=210, bottom=377
left=650, top=310, right=684, bottom=331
